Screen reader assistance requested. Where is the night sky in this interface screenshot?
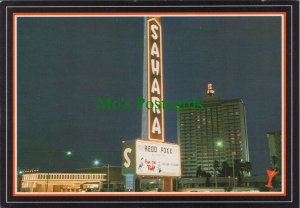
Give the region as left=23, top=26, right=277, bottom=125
left=17, top=16, right=281, bottom=175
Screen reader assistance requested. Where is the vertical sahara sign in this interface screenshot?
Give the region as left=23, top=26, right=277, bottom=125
left=147, top=17, right=164, bottom=142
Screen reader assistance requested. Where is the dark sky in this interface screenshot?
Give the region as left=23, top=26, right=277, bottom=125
left=17, top=16, right=281, bottom=175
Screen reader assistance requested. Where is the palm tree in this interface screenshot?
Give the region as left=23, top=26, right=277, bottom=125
left=271, top=156, right=278, bottom=170
left=270, top=156, right=279, bottom=187
left=135, top=177, right=141, bottom=192
left=234, top=161, right=252, bottom=186
left=196, top=166, right=202, bottom=177
left=213, top=160, right=219, bottom=187
left=234, top=159, right=243, bottom=186
left=243, top=161, right=252, bottom=187
left=196, top=166, right=212, bottom=187
left=243, top=162, right=252, bottom=176
left=205, top=172, right=212, bottom=187
left=220, top=161, right=230, bottom=177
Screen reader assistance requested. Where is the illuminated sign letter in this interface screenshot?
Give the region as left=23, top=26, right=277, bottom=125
left=123, top=148, right=132, bottom=168
left=151, top=97, right=161, bottom=114
left=151, top=59, right=159, bottom=75
left=151, top=24, right=159, bottom=40
left=151, top=78, right=160, bottom=94
left=152, top=117, right=161, bottom=134
left=151, top=42, right=160, bottom=57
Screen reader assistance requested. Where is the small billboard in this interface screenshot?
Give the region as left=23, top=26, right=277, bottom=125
left=135, top=140, right=181, bottom=177
left=122, top=139, right=181, bottom=177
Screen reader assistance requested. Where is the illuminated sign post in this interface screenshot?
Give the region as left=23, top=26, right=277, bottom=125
left=122, top=17, right=181, bottom=192
left=147, top=17, right=164, bottom=143
left=122, top=140, right=181, bottom=177
left=122, top=140, right=136, bottom=192
left=147, top=17, right=176, bottom=192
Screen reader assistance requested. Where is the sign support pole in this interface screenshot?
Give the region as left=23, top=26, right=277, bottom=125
left=146, top=17, right=172, bottom=192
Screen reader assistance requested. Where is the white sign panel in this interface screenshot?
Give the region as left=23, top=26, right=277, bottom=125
left=135, top=140, right=181, bottom=176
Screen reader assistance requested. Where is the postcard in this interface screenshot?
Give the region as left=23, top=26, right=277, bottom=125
left=0, top=1, right=298, bottom=207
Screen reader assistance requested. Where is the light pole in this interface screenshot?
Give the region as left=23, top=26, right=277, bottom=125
left=45, top=151, right=73, bottom=192
left=158, top=178, right=161, bottom=191
left=214, top=141, right=223, bottom=188
left=45, top=157, right=51, bottom=192
left=107, top=164, right=110, bottom=192
left=101, top=163, right=110, bottom=192
left=93, top=159, right=102, bottom=191
left=17, top=169, right=24, bottom=192
left=94, top=160, right=110, bottom=191
left=232, top=152, right=236, bottom=189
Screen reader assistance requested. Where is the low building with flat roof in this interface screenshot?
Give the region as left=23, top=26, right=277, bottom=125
left=20, top=173, right=106, bottom=192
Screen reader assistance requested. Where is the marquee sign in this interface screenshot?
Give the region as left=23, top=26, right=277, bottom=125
left=147, top=17, right=164, bottom=142
left=121, top=140, right=181, bottom=177
left=135, top=140, right=181, bottom=177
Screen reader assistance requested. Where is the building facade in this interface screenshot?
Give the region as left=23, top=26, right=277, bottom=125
left=177, top=84, right=250, bottom=177
left=267, top=131, right=282, bottom=172
left=19, top=167, right=125, bottom=192
left=20, top=173, right=106, bottom=192
left=77, top=166, right=125, bottom=192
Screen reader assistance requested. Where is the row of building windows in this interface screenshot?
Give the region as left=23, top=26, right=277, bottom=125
left=179, top=110, right=239, bottom=115
left=22, top=174, right=106, bottom=181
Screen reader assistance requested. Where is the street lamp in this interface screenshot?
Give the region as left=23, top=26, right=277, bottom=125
left=232, top=152, right=236, bottom=189
left=216, top=141, right=223, bottom=147
left=158, top=178, right=161, bottom=191
left=92, top=159, right=102, bottom=192
left=214, top=140, right=223, bottom=188
left=102, top=162, right=110, bottom=192
left=45, top=150, right=73, bottom=192
left=107, top=164, right=110, bottom=191
left=93, top=159, right=100, bottom=167
left=93, top=160, right=110, bottom=191
left=66, top=151, right=72, bottom=157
